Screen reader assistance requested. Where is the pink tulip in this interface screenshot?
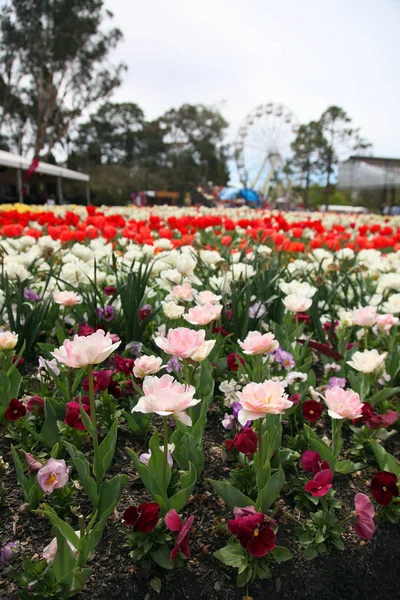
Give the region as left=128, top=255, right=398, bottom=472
left=154, top=327, right=209, bottom=359
left=376, top=313, right=399, bottom=333
left=24, top=452, right=43, bottom=472
left=42, top=531, right=80, bottom=562
left=53, top=290, right=82, bottom=306
left=354, top=493, right=376, bottom=539
left=37, top=458, right=69, bottom=495
left=0, top=331, right=18, bottom=350
left=169, top=283, right=194, bottom=302
left=324, top=386, right=363, bottom=420
left=184, top=304, right=222, bottom=326
left=133, top=355, right=163, bottom=378
left=51, top=329, right=121, bottom=368
left=132, top=374, right=200, bottom=425
left=238, top=331, right=279, bottom=355
left=352, top=306, right=377, bottom=327
left=195, top=291, right=222, bottom=305
left=236, top=380, right=293, bottom=426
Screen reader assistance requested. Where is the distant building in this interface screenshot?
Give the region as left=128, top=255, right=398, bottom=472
left=338, top=156, right=400, bottom=210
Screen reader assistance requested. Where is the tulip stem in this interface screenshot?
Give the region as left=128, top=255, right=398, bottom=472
left=163, top=416, right=169, bottom=495
left=258, top=418, right=263, bottom=484
left=87, top=364, right=100, bottom=483
left=331, top=419, right=343, bottom=460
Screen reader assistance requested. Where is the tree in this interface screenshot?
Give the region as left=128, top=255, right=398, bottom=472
left=0, top=0, right=125, bottom=158
left=291, top=121, right=326, bottom=208
left=157, top=104, right=230, bottom=190
left=317, top=106, right=371, bottom=208
left=72, top=102, right=145, bottom=165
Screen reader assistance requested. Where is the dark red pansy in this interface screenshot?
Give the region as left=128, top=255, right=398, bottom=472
left=302, top=400, right=322, bottom=422
left=5, top=398, right=26, bottom=421
left=64, top=401, right=90, bottom=431
left=228, top=512, right=276, bottom=557
left=26, top=394, right=45, bottom=416
left=139, top=304, right=152, bottom=321
left=83, top=369, right=113, bottom=393
left=226, top=352, right=245, bottom=372
left=114, top=354, right=135, bottom=375
left=223, top=427, right=258, bottom=458
left=77, top=323, right=95, bottom=337
left=122, top=502, right=160, bottom=532
left=104, top=286, right=117, bottom=296
left=301, top=450, right=330, bottom=474
left=370, top=472, right=399, bottom=506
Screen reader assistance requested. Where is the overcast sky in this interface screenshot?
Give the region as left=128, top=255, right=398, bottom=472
left=108, top=0, right=399, bottom=184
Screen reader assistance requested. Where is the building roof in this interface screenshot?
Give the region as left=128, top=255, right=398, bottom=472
left=0, top=150, right=90, bottom=182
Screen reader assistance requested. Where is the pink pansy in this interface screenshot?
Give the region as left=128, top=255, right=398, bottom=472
left=354, top=493, right=376, bottom=539
left=132, top=374, right=200, bottom=426
left=51, top=329, right=120, bottom=368
left=352, top=306, right=377, bottom=327
left=169, top=283, right=194, bottom=302
left=376, top=313, right=399, bottom=333
left=165, top=509, right=195, bottom=560
left=222, top=413, right=235, bottom=430
left=236, top=380, right=293, bottom=426
left=133, top=355, right=163, bottom=378
left=184, top=303, right=222, bottom=326
left=324, top=386, right=363, bottom=420
left=233, top=505, right=258, bottom=518
left=37, top=458, right=69, bottom=495
left=53, top=290, right=82, bottom=306
left=154, top=327, right=208, bottom=359
left=238, top=331, right=279, bottom=355
left=195, top=290, right=222, bottom=305
left=304, top=469, right=333, bottom=497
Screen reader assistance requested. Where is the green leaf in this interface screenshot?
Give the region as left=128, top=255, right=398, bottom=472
left=335, top=460, right=366, bottom=475
left=97, top=474, right=129, bottom=521
left=40, top=397, right=63, bottom=449
left=64, top=442, right=99, bottom=507
left=28, top=480, right=44, bottom=509
left=273, top=546, right=292, bottom=563
left=151, top=544, right=181, bottom=570
left=304, top=424, right=334, bottom=469
left=150, top=577, right=162, bottom=594
left=257, top=465, right=285, bottom=512
left=126, top=446, right=154, bottom=497
left=208, top=480, right=255, bottom=510
left=10, top=445, right=30, bottom=500
left=79, top=402, right=96, bottom=438
left=214, top=544, right=248, bottom=568
left=370, top=441, right=400, bottom=477
left=369, top=387, right=400, bottom=407
left=236, top=565, right=253, bottom=587
left=123, top=410, right=151, bottom=436
left=171, top=428, right=204, bottom=474
left=94, top=419, right=118, bottom=480
left=40, top=507, right=80, bottom=549
left=163, top=463, right=197, bottom=515
left=52, top=531, right=77, bottom=582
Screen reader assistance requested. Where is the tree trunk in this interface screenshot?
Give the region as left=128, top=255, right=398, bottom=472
left=304, top=171, right=310, bottom=210
left=324, top=154, right=331, bottom=210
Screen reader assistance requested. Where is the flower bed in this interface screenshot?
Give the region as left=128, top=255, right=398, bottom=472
left=0, top=204, right=399, bottom=599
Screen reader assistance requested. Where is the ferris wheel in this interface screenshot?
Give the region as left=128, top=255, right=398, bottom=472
left=234, top=103, right=300, bottom=197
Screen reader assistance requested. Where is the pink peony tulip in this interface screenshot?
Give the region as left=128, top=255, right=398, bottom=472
left=154, top=327, right=209, bottom=359
left=0, top=331, right=18, bottom=350
left=184, top=303, right=222, bottom=326
left=352, top=306, right=377, bottom=327
left=238, top=331, right=279, bottom=355
left=133, top=355, right=163, bottom=378
left=53, top=290, right=82, bottom=306
left=376, top=313, right=399, bottom=333
left=37, top=458, right=69, bottom=495
left=354, top=493, right=375, bottom=539
left=195, top=290, right=222, bottom=305
left=324, top=386, right=363, bottom=420
left=169, top=283, right=194, bottom=302
left=51, top=329, right=121, bottom=368
left=132, top=374, right=200, bottom=425
left=282, top=294, right=312, bottom=313
left=236, top=380, right=293, bottom=426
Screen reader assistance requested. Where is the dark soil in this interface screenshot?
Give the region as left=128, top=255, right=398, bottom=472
left=1, top=409, right=400, bottom=600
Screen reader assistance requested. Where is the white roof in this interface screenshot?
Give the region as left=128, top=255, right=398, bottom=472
left=338, top=159, right=400, bottom=190
left=0, top=150, right=89, bottom=182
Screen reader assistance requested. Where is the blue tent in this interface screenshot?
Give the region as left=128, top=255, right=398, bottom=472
left=219, top=187, right=239, bottom=201
left=239, top=188, right=260, bottom=203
